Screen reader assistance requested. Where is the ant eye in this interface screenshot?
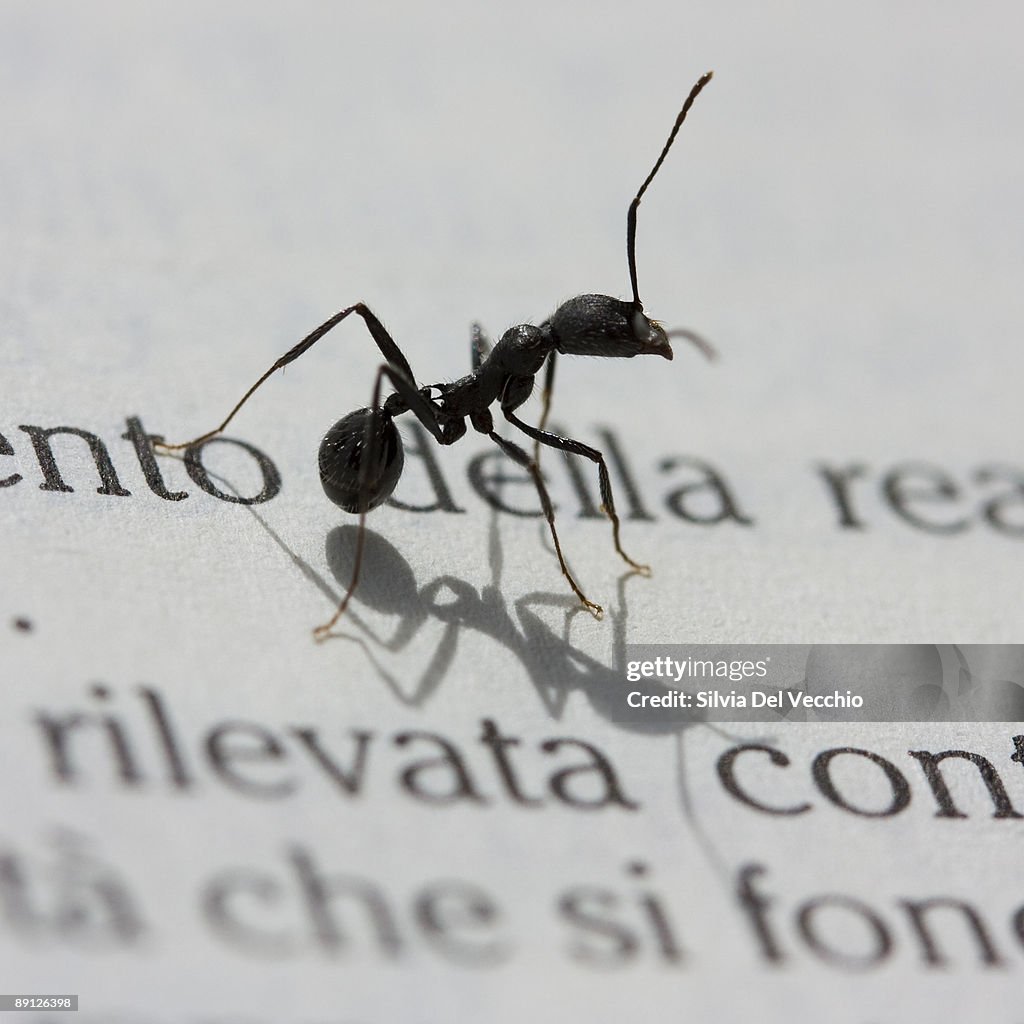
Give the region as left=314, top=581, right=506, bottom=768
left=319, top=408, right=405, bottom=513
left=631, top=310, right=650, bottom=340
left=631, top=310, right=673, bottom=360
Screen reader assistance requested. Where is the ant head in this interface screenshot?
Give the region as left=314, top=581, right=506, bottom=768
left=547, top=294, right=673, bottom=360
left=319, top=407, right=404, bottom=513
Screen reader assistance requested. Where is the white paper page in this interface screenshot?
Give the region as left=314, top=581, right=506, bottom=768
left=2, top=3, right=1023, bottom=1021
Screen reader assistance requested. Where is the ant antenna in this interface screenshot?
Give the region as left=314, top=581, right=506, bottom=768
left=666, top=327, right=717, bottom=362
left=627, top=71, right=713, bottom=311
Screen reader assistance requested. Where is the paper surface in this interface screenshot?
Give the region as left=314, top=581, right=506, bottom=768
left=2, top=3, right=1023, bottom=1020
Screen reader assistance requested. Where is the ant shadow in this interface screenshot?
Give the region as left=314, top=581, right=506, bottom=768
left=318, top=510, right=741, bottom=878
left=158, top=439, right=703, bottom=733
left=177, top=453, right=741, bottom=880
left=319, top=514, right=694, bottom=731
left=317, top=508, right=745, bottom=880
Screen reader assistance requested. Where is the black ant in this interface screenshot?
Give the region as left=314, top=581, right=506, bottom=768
left=159, top=72, right=715, bottom=640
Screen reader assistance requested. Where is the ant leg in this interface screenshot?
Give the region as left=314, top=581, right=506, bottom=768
left=158, top=302, right=417, bottom=450
left=504, top=408, right=651, bottom=576
left=471, top=323, right=491, bottom=371
left=313, top=362, right=449, bottom=641
left=667, top=328, right=717, bottom=362
left=532, top=351, right=558, bottom=465
left=487, top=429, right=603, bottom=620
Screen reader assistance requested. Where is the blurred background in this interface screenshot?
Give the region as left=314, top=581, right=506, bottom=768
left=2, top=2, right=1023, bottom=1020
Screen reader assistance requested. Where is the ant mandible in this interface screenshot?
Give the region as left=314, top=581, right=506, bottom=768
left=160, top=72, right=715, bottom=641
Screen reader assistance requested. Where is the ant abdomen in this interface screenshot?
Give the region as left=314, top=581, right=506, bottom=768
left=319, top=407, right=405, bottom=513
